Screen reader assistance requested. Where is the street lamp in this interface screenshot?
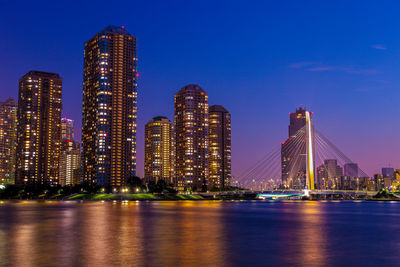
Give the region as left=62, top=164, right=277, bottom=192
left=121, top=187, right=129, bottom=200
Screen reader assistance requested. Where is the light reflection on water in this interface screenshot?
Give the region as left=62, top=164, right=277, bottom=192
left=297, top=202, right=327, bottom=267
left=1, top=200, right=400, bottom=266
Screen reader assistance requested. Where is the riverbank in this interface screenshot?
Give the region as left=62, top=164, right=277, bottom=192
left=1, top=197, right=399, bottom=202
left=1, top=191, right=398, bottom=201
left=66, top=192, right=258, bottom=201
left=66, top=193, right=204, bottom=201
left=368, top=198, right=400, bottom=201
left=0, top=192, right=259, bottom=201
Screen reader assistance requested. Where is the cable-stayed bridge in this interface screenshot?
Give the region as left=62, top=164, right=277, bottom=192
left=235, top=108, right=370, bottom=193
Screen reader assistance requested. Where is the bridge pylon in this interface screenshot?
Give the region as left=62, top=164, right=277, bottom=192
left=306, top=111, right=315, bottom=190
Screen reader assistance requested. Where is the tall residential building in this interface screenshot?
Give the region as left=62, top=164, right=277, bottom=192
left=82, top=25, right=137, bottom=187
left=174, top=84, right=209, bottom=190
left=281, top=107, right=314, bottom=189
left=59, top=140, right=81, bottom=186
left=15, top=71, right=62, bottom=185
left=61, top=117, right=74, bottom=140
left=344, top=163, right=358, bottom=177
left=0, top=98, right=17, bottom=183
left=60, top=117, right=80, bottom=185
left=144, top=116, right=174, bottom=184
left=208, top=105, right=231, bottom=189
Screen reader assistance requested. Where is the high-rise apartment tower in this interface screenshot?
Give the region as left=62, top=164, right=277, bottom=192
left=0, top=98, right=17, bottom=183
left=61, top=117, right=74, bottom=141
left=144, top=116, right=174, bottom=184
left=59, top=140, right=81, bottom=186
left=208, top=105, right=231, bottom=189
left=174, top=84, right=209, bottom=190
left=15, top=71, right=62, bottom=185
left=82, top=25, right=137, bottom=187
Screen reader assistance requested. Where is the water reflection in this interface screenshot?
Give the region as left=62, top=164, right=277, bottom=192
left=13, top=212, right=35, bottom=266
left=81, top=203, right=116, bottom=266
left=117, top=202, right=144, bottom=265
left=1, top=200, right=400, bottom=266
left=172, top=201, right=225, bottom=266
left=272, top=201, right=327, bottom=266
left=296, top=202, right=327, bottom=266
left=0, top=201, right=228, bottom=266
left=56, top=207, right=76, bottom=266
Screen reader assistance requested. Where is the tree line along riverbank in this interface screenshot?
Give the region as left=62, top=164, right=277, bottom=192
left=0, top=183, right=398, bottom=201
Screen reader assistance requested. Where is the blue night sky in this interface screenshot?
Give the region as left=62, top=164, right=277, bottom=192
left=1, top=0, right=400, bottom=177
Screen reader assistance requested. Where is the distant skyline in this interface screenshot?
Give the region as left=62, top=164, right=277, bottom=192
left=1, top=0, right=400, bottom=177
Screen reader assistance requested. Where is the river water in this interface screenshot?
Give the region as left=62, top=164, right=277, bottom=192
left=0, top=200, right=399, bottom=266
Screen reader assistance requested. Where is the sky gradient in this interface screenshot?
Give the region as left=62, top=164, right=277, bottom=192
left=1, top=0, right=400, bottom=178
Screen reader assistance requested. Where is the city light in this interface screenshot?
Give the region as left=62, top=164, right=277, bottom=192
left=0, top=4, right=399, bottom=266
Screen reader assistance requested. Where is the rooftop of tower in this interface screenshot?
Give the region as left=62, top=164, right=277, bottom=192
left=0, top=98, right=17, bottom=106
left=152, top=116, right=169, bottom=121
left=147, top=116, right=172, bottom=124
left=21, top=71, right=61, bottom=80
left=178, top=84, right=205, bottom=93
left=209, top=105, right=229, bottom=113
left=289, top=106, right=312, bottom=116
left=100, top=25, right=131, bottom=35
left=296, top=106, right=306, bottom=113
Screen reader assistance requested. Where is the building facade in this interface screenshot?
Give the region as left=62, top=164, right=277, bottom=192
left=374, top=174, right=385, bottom=191
left=174, top=84, right=209, bottom=190
left=144, top=116, right=174, bottom=184
left=0, top=98, right=17, bottom=183
left=59, top=140, right=81, bottom=186
left=382, top=167, right=394, bottom=178
left=391, top=169, right=400, bottom=190
left=82, top=25, right=138, bottom=187
left=344, top=163, right=358, bottom=177
left=316, top=159, right=343, bottom=189
left=281, top=107, right=314, bottom=189
left=208, top=105, right=231, bottom=189
left=324, top=159, right=343, bottom=180
left=61, top=117, right=74, bottom=140
left=394, top=169, right=400, bottom=181
left=15, top=71, right=62, bottom=185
